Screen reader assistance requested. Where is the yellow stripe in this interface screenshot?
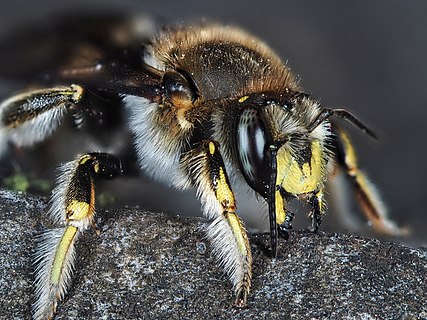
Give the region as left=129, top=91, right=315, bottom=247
left=93, top=162, right=100, bottom=173
left=227, top=213, right=247, bottom=256
left=67, top=200, right=91, bottom=221
left=238, top=95, right=249, bottom=103
left=339, top=129, right=358, bottom=172
left=208, top=142, right=216, bottom=155
left=79, top=154, right=92, bottom=165
left=213, top=165, right=247, bottom=256
left=51, top=226, right=78, bottom=284
left=275, top=190, right=286, bottom=225
left=216, top=168, right=235, bottom=209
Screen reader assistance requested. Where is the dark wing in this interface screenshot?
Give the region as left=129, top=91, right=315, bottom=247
left=0, top=12, right=165, bottom=138
left=0, top=12, right=163, bottom=97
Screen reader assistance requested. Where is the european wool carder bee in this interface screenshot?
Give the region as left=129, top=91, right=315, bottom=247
left=0, top=15, right=405, bottom=319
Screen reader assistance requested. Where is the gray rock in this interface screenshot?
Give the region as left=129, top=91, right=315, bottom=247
left=0, top=190, right=425, bottom=320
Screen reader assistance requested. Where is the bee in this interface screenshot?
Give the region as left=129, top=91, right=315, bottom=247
left=0, top=15, right=404, bottom=320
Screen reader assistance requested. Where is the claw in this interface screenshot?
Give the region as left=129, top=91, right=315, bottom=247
left=234, top=287, right=248, bottom=307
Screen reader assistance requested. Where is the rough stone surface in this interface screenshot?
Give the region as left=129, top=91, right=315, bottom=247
left=0, top=190, right=426, bottom=320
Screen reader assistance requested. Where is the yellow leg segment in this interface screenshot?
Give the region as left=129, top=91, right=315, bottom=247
left=276, top=188, right=297, bottom=240
left=226, top=212, right=249, bottom=259
left=187, top=141, right=252, bottom=306
left=51, top=226, right=78, bottom=285
left=208, top=141, right=252, bottom=306
left=33, top=152, right=122, bottom=320
left=335, top=128, right=405, bottom=235
left=275, top=189, right=286, bottom=226
left=33, top=201, right=93, bottom=320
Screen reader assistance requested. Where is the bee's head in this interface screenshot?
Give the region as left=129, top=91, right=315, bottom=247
left=234, top=91, right=376, bottom=198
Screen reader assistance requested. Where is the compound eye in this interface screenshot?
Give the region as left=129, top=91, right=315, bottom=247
left=162, top=70, right=196, bottom=108
left=236, top=107, right=272, bottom=196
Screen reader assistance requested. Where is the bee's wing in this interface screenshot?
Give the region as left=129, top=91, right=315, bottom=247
left=0, top=12, right=159, bottom=90
left=0, top=12, right=163, bottom=154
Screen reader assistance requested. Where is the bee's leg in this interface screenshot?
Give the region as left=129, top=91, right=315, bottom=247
left=309, top=189, right=326, bottom=233
left=32, top=152, right=122, bottom=320
left=333, top=128, right=405, bottom=235
left=275, top=188, right=293, bottom=240
left=182, top=140, right=252, bottom=307
left=0, top=85, right=83, bottom=149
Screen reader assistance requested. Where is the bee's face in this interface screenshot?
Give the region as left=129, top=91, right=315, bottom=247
left=233, top=93, right=332, bottom=198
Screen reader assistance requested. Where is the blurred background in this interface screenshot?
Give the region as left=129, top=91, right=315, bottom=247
left=0, top=0, right=425, bottom=246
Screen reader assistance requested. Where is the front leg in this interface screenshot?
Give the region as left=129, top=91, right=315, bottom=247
left=33, top=152, right=122, bottom=320
left=182, top=140, right=252, bottom=306
left=275, top=187, right=294, bottom=241
left=309, top=188, right=325, bottom=232
left=333, top=128, right=405, bottom=235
